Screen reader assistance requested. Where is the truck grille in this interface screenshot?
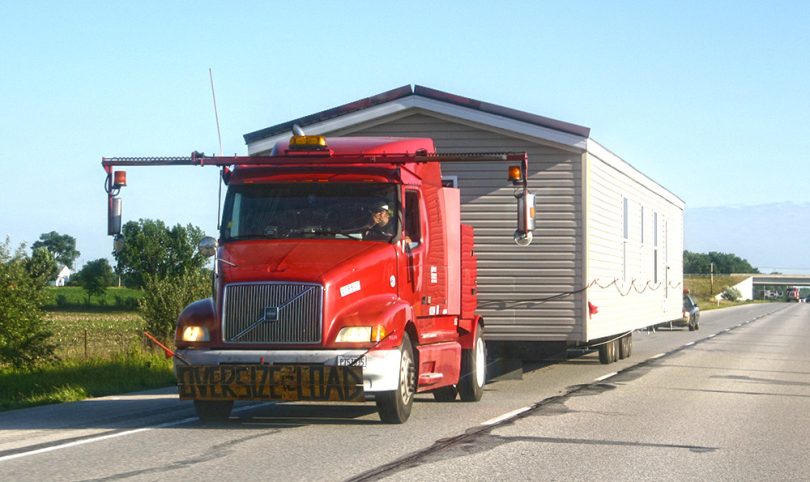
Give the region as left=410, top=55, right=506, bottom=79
left=222, top=282, right=323, bottom=344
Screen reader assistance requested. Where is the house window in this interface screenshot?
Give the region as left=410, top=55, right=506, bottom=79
left=622, top=197, right=628, bottom=280
left=653, top=211, right=659, bottom=284
left=640, top=206, right=645, bottom=245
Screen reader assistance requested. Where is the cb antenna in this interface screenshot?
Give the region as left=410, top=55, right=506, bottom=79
left=209, top=68, right=223, bottom=156
left=209, top=68, right=224, bottom=232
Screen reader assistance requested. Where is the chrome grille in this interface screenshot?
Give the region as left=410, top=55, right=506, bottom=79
left=222, top=283, right=323, bottom=344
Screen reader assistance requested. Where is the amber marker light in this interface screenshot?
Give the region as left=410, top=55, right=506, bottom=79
left=507, top=165, right=522, bottom=184
left=371, top=325, right=387, bottom=343
left=113, top=170, right=127, bottom=188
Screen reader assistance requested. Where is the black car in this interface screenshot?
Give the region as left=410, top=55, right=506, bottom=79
left=681, top=294, right=700, bottom=331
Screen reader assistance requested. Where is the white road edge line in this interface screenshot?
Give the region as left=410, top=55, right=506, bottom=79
left=482, top=406, right=531, bottom=426
left=0, top=417, right=196, bottom=463
left=595, top=372, right=617, bottom=382
left=0, top=401, right=277, bottom=463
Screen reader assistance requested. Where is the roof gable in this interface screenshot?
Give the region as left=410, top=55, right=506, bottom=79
left=244, top=85, right=591, bottom=155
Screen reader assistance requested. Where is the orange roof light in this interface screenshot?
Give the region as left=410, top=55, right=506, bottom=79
left=113, top=170, right=127, bottom=187
left=289, top=135, right=328, bottom=150
left=507, top=165, right=522, bottom=183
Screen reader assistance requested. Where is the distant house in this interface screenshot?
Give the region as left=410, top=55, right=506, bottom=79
left=54, top=265, right=73, bottom=286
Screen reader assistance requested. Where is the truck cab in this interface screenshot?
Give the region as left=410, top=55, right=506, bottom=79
left=169, top=136, right=489, bottom=423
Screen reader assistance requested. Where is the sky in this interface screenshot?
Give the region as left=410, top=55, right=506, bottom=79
left=1, top=1, right=809, bottom=273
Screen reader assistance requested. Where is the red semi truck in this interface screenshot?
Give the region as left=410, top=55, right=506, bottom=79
left=102, top=133, right=534, bottom=423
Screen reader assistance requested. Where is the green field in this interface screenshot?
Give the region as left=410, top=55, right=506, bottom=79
left=43, top=286, right=143, bottom=311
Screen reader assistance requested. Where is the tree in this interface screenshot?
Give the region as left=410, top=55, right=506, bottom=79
left=139, top=269, right=211, bottom=343
left=75, top=258, right=116, bottom=303
left=0, top=239, right=56, bottom=368
left=683, top=250, right=760, bottom=274
left=113, top=219, right=208, bottom=289
left=32, top=231, right=80, bottom=269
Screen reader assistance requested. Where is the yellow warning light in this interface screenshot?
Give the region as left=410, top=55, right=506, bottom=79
left=113, top=170, right=127, bottom=187
left=289, top=135, right=328, bottom=150
left=507, top=165, right=522, bottom=183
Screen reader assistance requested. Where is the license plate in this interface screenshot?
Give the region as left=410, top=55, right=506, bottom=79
left=337, top=355, right=366, bottom=367
left=176, top=364, right=364, bottom=402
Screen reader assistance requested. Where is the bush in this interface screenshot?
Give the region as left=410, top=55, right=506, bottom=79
left=721, top=286, right=742, bottom=302
left=0, top=239, right=56, bottom=368
left=139, top=269, right=210, bottom=344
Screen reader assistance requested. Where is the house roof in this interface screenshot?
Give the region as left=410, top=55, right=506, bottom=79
left=243, top=84, right=591, bottom=150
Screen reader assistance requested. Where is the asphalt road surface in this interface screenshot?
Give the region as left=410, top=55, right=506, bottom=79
left=1, top=303, right=806, bottom=481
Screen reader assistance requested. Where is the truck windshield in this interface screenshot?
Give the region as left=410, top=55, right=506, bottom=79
left=220, top=183, right=399, bottom=242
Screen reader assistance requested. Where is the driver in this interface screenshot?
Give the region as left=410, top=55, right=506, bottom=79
left=363, top=201, right=394, bottom=241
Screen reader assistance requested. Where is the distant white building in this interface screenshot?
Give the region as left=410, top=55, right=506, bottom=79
left=54, top=265, right=73, bottom=286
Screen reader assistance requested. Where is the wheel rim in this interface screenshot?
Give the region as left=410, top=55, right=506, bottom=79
left=399, top=347, right=415, bottom=405
left=474, top=336, right=486, bottom=387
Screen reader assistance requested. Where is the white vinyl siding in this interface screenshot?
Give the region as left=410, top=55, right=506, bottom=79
left=585, top=150, right=684, bottom=341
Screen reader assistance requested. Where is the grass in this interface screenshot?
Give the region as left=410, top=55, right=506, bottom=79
left=43, top=286, right=143, bottom=311
left=0, top=353, right=175, bottom=411
left=684, top=274, right=763, bottom=311
left=1, top=309, right=177, bottom=412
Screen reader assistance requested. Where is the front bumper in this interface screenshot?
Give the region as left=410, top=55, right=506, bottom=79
left=174, top=348, right=401, bottom=393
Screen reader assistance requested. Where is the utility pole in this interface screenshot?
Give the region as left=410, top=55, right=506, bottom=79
left=710, top=262, right=715, bottom=296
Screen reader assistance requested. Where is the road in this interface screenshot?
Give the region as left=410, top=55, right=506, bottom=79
left=1, top=303, right=807, bottom=481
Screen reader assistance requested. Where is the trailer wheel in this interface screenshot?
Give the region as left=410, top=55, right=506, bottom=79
left=598, top=339, right=618, bottom=364
left=194, top=400, right=234, bottom=423
left=376, top=333, right=415, bottom=424
left=432, top=385, right=458, bottom=402
left=459, top=326, right=486, bottom=402
left=619, top=334, right=632, bottom=359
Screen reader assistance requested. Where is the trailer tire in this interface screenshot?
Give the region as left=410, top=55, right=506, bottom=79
left=619, top=334, right=632, bottom=359
left=458, top=326, right=486, bottom=402
left=376, top=333, right=415, bottom=424
left=194, top=400, right=234, bottom=423
left=598, top=339, right=618, bottom=364
left=432, top=385, right=458, bottom=402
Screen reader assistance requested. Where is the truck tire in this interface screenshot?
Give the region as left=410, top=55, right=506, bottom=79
left=194, top=400, right=234, bottom=423
left=376, top=333, right=416, bottom=424
left=458, top=326, right=486, bottom=402
left=432, top=385, right=458, bottom=402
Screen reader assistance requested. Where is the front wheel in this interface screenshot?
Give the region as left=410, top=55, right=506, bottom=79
left=376, top=333, right=416, bottom=424
left=458, top=325, right=486, bottom=402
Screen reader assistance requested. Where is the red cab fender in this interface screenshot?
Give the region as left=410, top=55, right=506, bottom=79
left=331, top=295, right=413, bottom=350
left=174, top=298, right=216, bottom=347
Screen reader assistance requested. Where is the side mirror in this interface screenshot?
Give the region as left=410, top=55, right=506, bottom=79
left=198, top=236, right=218, bottom=258
left=107, top=197, right=123, bottom=236
left=513, top=190, right=536, bottom=246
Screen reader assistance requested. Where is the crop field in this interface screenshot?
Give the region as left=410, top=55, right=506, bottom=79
left=46, top=311, right=151, bottom=359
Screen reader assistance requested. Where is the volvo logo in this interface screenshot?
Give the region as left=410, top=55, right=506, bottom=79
left=261, top=306, right=280, bottom=323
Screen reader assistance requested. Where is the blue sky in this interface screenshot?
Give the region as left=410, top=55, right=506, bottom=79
left=1, top=1, right=809, bottom=271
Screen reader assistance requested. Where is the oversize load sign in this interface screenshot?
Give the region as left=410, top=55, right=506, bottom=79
left=177, top=365, right=364, bottom=402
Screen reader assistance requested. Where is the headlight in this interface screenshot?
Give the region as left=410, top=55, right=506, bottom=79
left=335, top=325, right=388, bottom=343
left=181, top=325, right=210, bottom=342
left=336, top=327, right=372, bottom=343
